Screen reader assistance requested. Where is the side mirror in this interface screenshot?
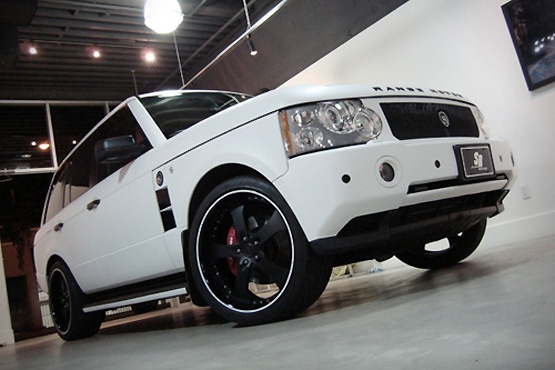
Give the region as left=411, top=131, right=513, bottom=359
left=94, top=135, right=145, bottom=164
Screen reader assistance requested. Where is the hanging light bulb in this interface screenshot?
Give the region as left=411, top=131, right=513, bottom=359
left=144, top=0, right=183, bottom=34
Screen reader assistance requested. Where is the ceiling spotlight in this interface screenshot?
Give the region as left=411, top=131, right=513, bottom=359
left=144, top=50, right=156, bottom=63
left=29, top=46, right=37, bottom=55
left=93, top=49, right=101, bottom=58
left=246, top=35, right=258, bottom=56
left=144, top=0, right=183, bottom=34
left=38, top=143, right=50, bottom=151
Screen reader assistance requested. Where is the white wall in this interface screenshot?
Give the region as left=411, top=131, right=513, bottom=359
left=284, top=0, right=555, bottom=248
left=0, top=239, right=15, bottom=346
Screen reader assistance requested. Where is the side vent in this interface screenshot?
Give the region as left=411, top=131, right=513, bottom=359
left=156, top=188, right=177, bottom=231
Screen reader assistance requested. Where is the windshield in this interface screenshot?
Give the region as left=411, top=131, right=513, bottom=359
left=140, top=91, right=251, bottom=138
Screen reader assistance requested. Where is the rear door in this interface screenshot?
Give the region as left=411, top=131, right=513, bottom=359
left=61, top=105, right=175, bottom=292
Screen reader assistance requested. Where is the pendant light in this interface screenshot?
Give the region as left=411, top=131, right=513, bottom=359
left=144, top=0, right=183, bottom=34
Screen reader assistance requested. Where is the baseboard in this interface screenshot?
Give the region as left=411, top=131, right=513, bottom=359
left=482, top=210, right=555, bottom=249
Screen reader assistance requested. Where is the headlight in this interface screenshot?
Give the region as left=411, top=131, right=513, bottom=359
left=471, top=105, right=489, bottom=139
left=280, top=99, right=382, bottom=157
left=318, top=101, right=357, bottom=134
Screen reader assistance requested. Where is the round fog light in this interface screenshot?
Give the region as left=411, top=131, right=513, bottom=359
left=379, top=163, right=395, bottom=182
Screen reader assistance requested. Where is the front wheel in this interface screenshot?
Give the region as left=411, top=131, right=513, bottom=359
left=188, top=176, right=332, bottom=325
left=48, top=261, right=104, bottom=340
left=395, top=219, right=487, bottom=269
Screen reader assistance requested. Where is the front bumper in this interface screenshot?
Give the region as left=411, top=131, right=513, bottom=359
left=273, top=137, right=515, bottom=258
left=311, top=189, right=507, bottom=264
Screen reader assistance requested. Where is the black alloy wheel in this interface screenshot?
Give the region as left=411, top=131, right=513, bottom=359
left=188, top=176, right=332, bottom=325
left=395, top=219, right=488, bottom=269
left=48, top=261, right=104, bottom=340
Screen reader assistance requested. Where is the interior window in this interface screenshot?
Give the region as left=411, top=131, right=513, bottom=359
left=50, top=105, right=107, bottom=163
left=0, top=105, right=53, bottom=171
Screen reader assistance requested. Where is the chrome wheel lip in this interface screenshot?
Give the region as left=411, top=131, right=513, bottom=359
left=195, top=189, right=295, bottom=314
left=49, top=268, right=72, bottom=335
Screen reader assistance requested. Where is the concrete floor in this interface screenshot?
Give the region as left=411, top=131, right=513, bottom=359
left=1, top=236, right=555, bottom=370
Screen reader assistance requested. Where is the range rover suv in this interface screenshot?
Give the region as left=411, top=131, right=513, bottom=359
left=33, top=85, right=516, bottom=340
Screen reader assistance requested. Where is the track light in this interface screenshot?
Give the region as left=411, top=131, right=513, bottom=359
left=144, top=0, right=183, bottom=34
left=246, top=35, right=258, bottom=56
left=242, top=0, right=258, bottom=56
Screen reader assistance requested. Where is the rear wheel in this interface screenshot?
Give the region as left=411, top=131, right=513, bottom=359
left=48, top=261, right=104, bottom=340
left=188, top=176, right=332, bottom=325
left=395, top=219, right=487, bottom=269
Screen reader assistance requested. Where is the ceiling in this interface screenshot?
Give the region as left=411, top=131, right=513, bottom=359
left=1, top=0, right=410, bottom=237
left=0, top=0, right=279, bottom=101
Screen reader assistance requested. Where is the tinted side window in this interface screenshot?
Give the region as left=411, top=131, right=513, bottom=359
left=44, top=163, right=70, bottom=222
left=87, top=107, right=151, bottom=185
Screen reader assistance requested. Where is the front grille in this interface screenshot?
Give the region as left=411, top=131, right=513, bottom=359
left=381, top=102, right=479, bottom=140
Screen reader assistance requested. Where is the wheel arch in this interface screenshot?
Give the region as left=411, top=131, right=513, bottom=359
left=46, top=254, right=67, bottom=278
left=182, top=163, right=269, bottom=306
left=187, top=164, right=269, bottom=225
left=45, top=255, right=86, bottom=293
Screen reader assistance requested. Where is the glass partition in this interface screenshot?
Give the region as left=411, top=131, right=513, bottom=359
left=50, top=105, right=107, bottom=164
left=0, top=105, right=52, bottom=172
left=0, top=101, right=113, bottom=174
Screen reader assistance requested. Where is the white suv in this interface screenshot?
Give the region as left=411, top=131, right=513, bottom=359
left=34, top=85, right=516, bottom=340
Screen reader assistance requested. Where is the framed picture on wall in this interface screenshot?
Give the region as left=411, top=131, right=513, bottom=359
left=502, top=0, right=555, bottom=90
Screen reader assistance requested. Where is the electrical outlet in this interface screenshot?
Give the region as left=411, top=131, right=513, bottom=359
left=520, top=183, right=532, bottom=200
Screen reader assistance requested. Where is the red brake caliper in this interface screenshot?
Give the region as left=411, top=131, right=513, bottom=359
left=227, top=226, right=239, bottom=276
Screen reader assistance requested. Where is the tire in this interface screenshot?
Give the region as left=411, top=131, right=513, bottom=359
left=131, top=300, right=159, bottom=315
left=48, top=261, right=105, bottom=340
left=188, top=176, right=332, bottom=325
left=395, top=219, right=487, bottom=270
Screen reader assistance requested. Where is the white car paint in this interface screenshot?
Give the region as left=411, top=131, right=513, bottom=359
left=34, top=84, right=516, bottom=313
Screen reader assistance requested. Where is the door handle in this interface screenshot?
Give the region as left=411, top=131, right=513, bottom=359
left=54, top=223, right=64, bottom=232
left=87, top=199, right=101, bottom=211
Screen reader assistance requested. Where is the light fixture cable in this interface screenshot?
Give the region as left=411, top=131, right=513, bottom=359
left=173, top=32, right=185, bottom=86
left=131, top=69, right=138, bottom=95
left=182, top=0, right=289, bottom=89
left=242, top=0, right=253, bottom=30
